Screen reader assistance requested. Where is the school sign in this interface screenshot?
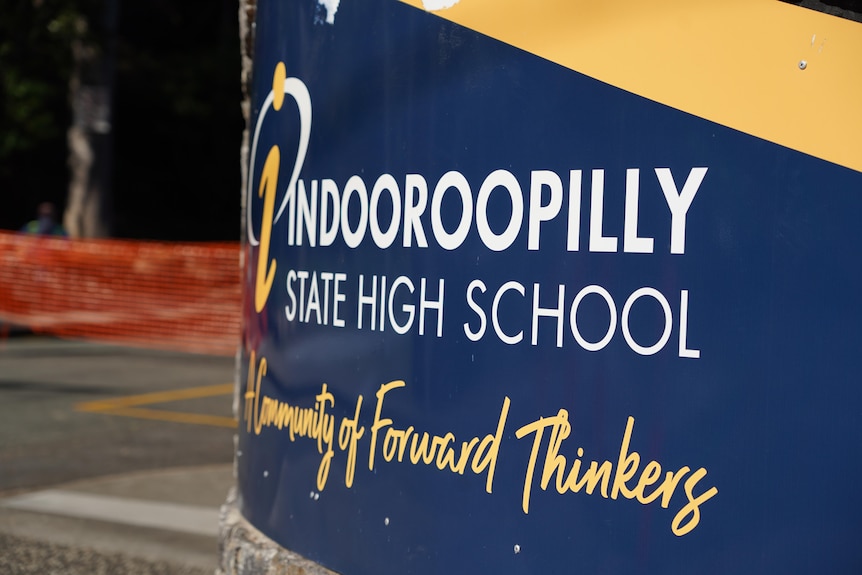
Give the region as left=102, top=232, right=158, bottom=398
left=235, top=1, right=862, bottom=573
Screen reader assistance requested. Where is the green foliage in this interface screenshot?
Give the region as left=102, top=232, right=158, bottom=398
left=1, top=0, right=242, bottom=239
left=0, top=0, right=102, bottom=157
left=0, top=0, right=96, bottom=227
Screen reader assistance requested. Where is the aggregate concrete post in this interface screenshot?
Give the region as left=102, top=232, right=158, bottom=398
left=216, top=2, right=337, bottom=573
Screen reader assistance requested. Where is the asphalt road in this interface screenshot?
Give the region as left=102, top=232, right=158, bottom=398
left=0, top=336, right=236, bottom=495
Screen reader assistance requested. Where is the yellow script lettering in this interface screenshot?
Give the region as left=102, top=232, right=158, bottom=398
left=671, top=467, right=719, bottom=536
left=255, top=146, right=279, bottom=312
left=515, top=411, right=717, bottom=536
left=369, top=380, right=509, bottom=494
left=338, top=395, right=365, bottom=488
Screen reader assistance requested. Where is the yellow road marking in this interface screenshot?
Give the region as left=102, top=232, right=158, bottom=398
left=96, top=407, right=238, bottom=428
left=75, top=383, right=238, bottom=429
left=77, top=383, right=234, bottom=411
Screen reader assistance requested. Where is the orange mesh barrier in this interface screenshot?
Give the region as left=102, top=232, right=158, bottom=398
left=0, top=231, right=241, bottom=356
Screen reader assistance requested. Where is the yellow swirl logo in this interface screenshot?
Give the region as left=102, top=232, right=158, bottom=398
left=247, top=62, right=312, bottom=312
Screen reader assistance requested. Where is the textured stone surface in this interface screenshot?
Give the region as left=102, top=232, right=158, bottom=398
left=220, top=2, right=339, bottom=573
left=217, top=489, right=338, bottom=575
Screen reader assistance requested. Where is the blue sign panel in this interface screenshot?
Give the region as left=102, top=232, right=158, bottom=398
left=238, top=1, right=862, bottom=573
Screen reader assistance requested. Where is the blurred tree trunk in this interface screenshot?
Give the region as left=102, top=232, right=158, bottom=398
left=64, top=4, right=115, bottom=238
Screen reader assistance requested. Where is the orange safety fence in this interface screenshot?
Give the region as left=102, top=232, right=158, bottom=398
left=0, top=231, right=242, bottom=356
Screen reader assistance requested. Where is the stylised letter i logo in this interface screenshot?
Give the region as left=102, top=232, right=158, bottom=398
left=247, top=62, right=312, bottom=312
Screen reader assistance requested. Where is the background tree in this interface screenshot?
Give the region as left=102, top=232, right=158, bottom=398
left=0, top=0, right=83, bottom=232
left=1, top=0, right=242, bottom=240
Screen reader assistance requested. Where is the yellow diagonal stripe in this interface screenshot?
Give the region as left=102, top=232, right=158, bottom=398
left=400, top=0, right=862, bottom=172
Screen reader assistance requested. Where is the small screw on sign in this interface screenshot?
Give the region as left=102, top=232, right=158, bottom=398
left=798, top=60, right=808, bottom=70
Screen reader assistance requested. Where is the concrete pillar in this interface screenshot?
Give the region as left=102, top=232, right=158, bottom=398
left=216, top=1, right=335, bottom=572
